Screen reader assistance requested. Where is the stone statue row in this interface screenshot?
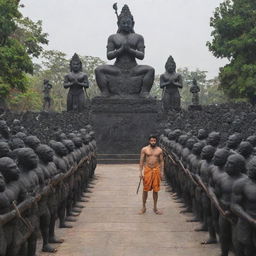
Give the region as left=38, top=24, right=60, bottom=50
left=160, top=129, right=256, bottom=256
left=0, top=119, right=97, bottom=256
left=43, top=4, right=200, bottom=112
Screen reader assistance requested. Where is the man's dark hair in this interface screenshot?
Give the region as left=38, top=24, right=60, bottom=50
left=148, top=135, right=158, bottom=141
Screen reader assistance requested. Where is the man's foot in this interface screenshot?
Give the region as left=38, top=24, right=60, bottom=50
left=138, top=207, right=146, bottom=215
left=153, top=208, right=163, bottom=215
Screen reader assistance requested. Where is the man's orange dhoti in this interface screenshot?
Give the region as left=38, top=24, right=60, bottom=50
left=143, top=165, right=161, bottom=192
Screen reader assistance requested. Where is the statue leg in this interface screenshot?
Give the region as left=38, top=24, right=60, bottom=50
left=67, top=93, right=73, bottom=111
left=219, top=215, right=232, bottom=256
left=134, top=65, right=155, bottom=97
left=95, top=65, right=120, bottom=96
left=49, top=208, right=63, bottom=244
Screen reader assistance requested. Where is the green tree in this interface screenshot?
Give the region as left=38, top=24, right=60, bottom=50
left=0, top=0, right=48, bottom=108
left=207, top=0, right=256, bottom=104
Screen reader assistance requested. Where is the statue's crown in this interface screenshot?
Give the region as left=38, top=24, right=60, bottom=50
left=118, top=4, right=134, bottom=22
left=165, top=55, right=176, bottom=71
left=71, top=53, right=80, bottom=63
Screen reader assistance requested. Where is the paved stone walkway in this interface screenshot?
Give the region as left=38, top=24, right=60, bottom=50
left=39, top=164, right=221, bottom=256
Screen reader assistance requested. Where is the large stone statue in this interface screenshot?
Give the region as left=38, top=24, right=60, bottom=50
left=42, top=79, right=53, bottom=112
left=95, top=4, right=155, bottom=97
left=64, top=53, right=89, bottom=111
left=160, top=56, right=183, bottom=111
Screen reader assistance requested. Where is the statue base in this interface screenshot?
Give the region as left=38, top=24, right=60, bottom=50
left=188, top=105, right=202, bottom=111
left=90, top=97, right=161, bottom=163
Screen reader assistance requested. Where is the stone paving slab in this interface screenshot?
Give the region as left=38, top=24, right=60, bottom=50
left=39, top=164, right=223, bottom=256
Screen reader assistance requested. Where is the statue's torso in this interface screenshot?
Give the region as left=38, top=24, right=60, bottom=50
left=66, top=72, right=87, bottom=94
left=162, top=72, right=181, bottom=92
left=109, top=33, right=143, bottom=69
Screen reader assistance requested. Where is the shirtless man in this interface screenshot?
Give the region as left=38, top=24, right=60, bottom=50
left=139, top=135, right=164, bottom=215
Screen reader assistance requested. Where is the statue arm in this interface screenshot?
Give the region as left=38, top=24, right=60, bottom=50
left=77, top=75, right=89, bottom=88
left=128, top=36, right=145, bottom=60
left=172, top=74, right=183, bottom=88
left=107, top=36, right=123, bottom=60
left=160, top=75, right=169, bottom=88
left=231, top=180, right=256, bottom=226
left=139, top=148, right=146, bottom=177
left=63, top=75, right=72, bottom=89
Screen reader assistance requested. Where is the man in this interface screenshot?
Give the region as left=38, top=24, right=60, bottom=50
left=139, top=135, right=164, bottom=215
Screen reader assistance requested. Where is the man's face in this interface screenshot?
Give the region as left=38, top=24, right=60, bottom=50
left=149, top=138, right=157, bottom=148
left=119, top=17, right=133, bottom=32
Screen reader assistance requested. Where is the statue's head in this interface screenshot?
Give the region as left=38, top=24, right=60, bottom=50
left=17, top=148, right=39, bottom=170
left=9, top=137, right=25, bottom=150
left=246, top=135, right=256, bottom=147
left=36, top=144, right=54, bottom=163
left=237, top=141, right=253, bottom=158
left=13, top=119, right=21, bottom=126
left=0, top=120, right=10, bottom=138
left=73, top=137, right=83, bottom=148
left=227, top=133, right=242, bottom=150
left=165, top=56, right=176, bottom=73
left=0, top=142, right=10, bottom=158
left=201, top=145, right=215, bottom=161
left=62, top=139, right=75, bottom=153
left=197, top=129, right=208, bottom=140
left=207, top=131, right=221, bottom=147
left=213, top=148, right=229, bottom=167
left=70, top=53, right=82, bottom=73
left=247, top=157, right=256, bottom=180
left=225, top=154, right=246, bottom=176
left=192, top=142, right=204, bottom=156
left=186, top=137, right=198, bottom=150
left=24, top=135, right=41, bottom=151
left=117, top=5, right=135, bottom=33
left=51, top=141, right=68, bottom=157
left=16, top=132, right=27, bottom=140
left=0, top=157, right=20, bottom=182
left=178, top=135, right=189, bottom=146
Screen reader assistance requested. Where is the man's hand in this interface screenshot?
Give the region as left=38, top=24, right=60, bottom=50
left=139, top=172, right=144, bottom=179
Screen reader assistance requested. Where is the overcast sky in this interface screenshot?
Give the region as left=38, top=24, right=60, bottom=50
left=21, top=0, right=227, bottom=79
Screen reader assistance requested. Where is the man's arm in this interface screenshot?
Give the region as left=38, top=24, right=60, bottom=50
left=139, top=148, right=146, bottom=178
left=159, top=148, right=164, bottom=180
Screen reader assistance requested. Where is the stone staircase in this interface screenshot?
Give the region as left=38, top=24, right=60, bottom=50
left=97, top=154, right=140, bottom=164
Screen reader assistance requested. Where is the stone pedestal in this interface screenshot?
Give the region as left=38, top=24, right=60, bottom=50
left=90, top=97, right=160, bottom=160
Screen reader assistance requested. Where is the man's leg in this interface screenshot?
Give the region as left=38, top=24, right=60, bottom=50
left=153, top=191, right=162, bottom=215
left=139, top=191, right=148, bottom=214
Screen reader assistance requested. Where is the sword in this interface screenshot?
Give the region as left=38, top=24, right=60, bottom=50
left=136, top=177, right=143, bottom=194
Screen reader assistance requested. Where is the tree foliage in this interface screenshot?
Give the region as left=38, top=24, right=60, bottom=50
left=0, top=0, right=48, bottom=108
left=207, top=0, right=256, bottom=103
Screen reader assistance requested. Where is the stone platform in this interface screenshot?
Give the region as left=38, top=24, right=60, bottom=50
left=38, top=164, right=223, bottom=256
left=90, top=97, right=161, bottom=163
